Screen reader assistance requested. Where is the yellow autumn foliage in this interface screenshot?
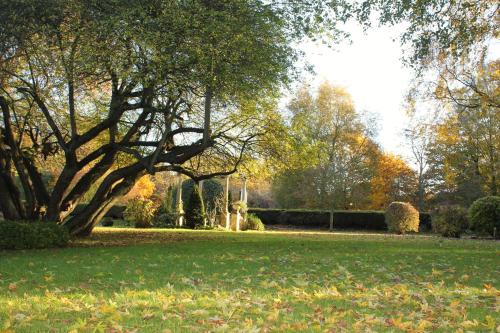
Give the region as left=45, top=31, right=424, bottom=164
left=124, top=175, right=156, bottom=200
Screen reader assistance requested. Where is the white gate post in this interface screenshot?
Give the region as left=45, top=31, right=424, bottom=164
left=176, top=175, right=184, bottom=227
left=222, top=176, right=231, bottom=230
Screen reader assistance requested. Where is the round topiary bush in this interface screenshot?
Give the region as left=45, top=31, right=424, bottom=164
left=432, top=205, right=469, bottom=238
left=468, top=196, right=500, bottom=237
left=385, top=202, right=419, bottom=234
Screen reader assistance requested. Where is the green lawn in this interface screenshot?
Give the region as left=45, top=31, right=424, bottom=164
left=0, top=228, right=499, bottom=332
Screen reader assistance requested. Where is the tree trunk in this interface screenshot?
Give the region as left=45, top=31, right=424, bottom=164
left=0, top=175, right=22, bottom=219
left=64, top=164, right=145, bottom=236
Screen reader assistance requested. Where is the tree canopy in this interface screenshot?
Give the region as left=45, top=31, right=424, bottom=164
left=0, top=0, right=305, bottom=235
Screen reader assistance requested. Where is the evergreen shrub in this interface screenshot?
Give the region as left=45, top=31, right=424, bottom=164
left=184, top=184, right=206, bottom=229
left=468, top=196, right=500, bottom=237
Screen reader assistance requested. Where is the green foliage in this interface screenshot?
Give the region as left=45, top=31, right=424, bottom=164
left=468, top=196, right=500, bottom=237
left=152, top=209, right=177, bottom=228
left=245, top=214, right=265, bottom=231
left=153, top=187, right=177, bottom=228
left=180, top=179, right=223, bottom=214
left=231, top=200, right=248, bottom=214
left=184, top=184, right=206, bottom=229
left=385, top=202, right=420, bottom=234
left=124, top=198, right=156, bottom=229
left=0, top=220, right=69, bottom=250
left=201, top=180, right=224, bottom=213
left=432, top=206, right=469, bottom=238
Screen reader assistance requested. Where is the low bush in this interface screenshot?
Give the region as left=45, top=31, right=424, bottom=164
left=245, top=214, right=265, bottom=231
left=101, top=217, right=114, bottom=227
left=0, top=221, right=69, bottom=250
left=385, top=202, right=419, bottom=234
left=153, top=210, right=177, bottom=228
left=468, top=196, right=500, bottom=237
left=432, top=205, right=469, bottom=238
left=153, top=194, right=177, bottom=228
left=124, top=197, right=156, bottom=228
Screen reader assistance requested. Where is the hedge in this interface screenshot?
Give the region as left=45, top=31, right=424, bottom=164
left=0, top=220, right=70, bottom=250
left=68, top=205, right=433, bottom=231
left=248, top=208, right=431, bottom=231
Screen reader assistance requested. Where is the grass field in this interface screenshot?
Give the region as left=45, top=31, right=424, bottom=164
left=0, top=228, right=499, bottom=332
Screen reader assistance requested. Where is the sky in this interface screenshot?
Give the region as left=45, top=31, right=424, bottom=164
left=298, top=22, right=413, bottom=157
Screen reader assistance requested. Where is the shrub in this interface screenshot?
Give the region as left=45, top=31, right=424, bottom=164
left=153, top=189, right=177, bottom=228
left=184, top=184, right=206, bottom=228
left=101, top=217, right=114, bottom=227
left=385, top=202, right=419, bottom=234
left=245, top=214, right=265, bottom=231
left=0, top=221, right=69, bottom=250
left=124, top=197, right=156, bottom=228
left=152, top=207, right=177, bottom=228
left=179, top=179, right=223, bottom=214
left=468, top=196, right=500, bottom=237
left=432, top=205, right=469, bottom=238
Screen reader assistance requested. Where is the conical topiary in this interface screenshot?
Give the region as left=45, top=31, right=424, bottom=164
left=184, top=183, right=206, bottom=228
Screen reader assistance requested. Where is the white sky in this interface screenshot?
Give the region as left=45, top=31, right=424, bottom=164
left=286, top=22, right=500, bottom=161
left=297, top=22, right=413, bottom=157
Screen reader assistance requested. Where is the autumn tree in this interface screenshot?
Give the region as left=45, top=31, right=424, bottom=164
left=416, top=59, right=500, bottom=206
left=368, top=154, right=417, bottom=210
left=272, top=82, right=381, bottom=210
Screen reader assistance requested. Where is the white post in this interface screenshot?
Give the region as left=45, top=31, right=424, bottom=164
left=329, top=208, right=334, bottom=232
left=235, top=208, right=241, bottom=232
left=199, top=180, right=207, bottom=226
left=222, top=176, right=230, bottom=230
left=242, top=178, right=248, bottom=204
left=176, top=175, right=184, bottom=227
left=199, top=180, right=204, bottom=195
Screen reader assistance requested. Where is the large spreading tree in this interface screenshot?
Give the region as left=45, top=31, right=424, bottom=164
left=0, top=0, right=301, bottom=235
